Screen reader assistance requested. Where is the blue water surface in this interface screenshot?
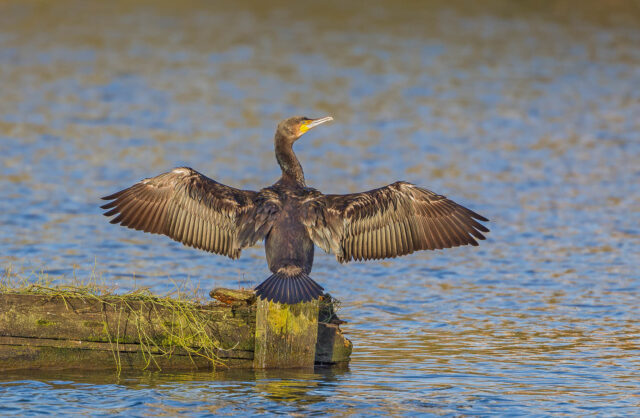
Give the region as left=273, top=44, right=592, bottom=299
left=1, top=1, right=639, bottom=415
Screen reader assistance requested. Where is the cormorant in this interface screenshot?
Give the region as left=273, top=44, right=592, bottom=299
left=101, top=116, right=489, bottom=304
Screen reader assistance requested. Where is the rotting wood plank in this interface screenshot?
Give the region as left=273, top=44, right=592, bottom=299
left=0, top=337, right=251, bottom=371
left=0, top=336, right=253, bottom=359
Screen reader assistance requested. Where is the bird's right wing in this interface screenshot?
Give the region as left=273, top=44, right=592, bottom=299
left=306, top=181, right=489, bottom=263
left=101, top=167, right=265, bottom=259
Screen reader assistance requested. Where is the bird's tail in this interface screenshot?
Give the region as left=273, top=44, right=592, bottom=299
left=255, top=267, right=324, bottom=304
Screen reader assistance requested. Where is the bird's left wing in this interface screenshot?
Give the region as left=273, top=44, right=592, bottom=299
left=305, top=181, right=489, bottom=263
left=101, top=167, right=264, bottom=259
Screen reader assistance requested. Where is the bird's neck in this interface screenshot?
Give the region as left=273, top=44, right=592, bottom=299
left=275, top=133, right=305, bottom=186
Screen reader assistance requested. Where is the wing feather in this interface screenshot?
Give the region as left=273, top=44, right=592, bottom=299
left=101, top=167, right=260, bottom=259
left=137, top=199, right=157, bottom=232
left=399, top=218, right=411, bottom=252
left=388, top=223, right=397, bottom=257
left=132, top=200, right=153, bottom=231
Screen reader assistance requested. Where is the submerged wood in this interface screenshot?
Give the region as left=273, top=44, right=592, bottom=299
left=0, top=290, right=351, bottom=371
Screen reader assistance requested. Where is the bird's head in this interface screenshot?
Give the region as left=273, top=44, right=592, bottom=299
left=276, top=116, right=333, bottom=142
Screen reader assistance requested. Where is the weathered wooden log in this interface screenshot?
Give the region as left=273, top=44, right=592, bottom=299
left=0, top=289, right=351, bottom=372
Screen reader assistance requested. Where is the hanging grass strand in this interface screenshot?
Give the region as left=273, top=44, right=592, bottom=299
left=0, top=272, right=231, bottom=371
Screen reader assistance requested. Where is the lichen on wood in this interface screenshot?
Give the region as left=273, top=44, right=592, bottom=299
left=254, top=297, right=319, bottom=369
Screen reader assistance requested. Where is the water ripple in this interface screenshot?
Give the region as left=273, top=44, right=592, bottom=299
left=1, top=0, right=639, bottom=415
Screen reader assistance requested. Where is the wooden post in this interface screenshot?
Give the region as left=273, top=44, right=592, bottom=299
left=253, top=298, right=319, bottom=369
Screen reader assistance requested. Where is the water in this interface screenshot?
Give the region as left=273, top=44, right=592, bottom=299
left=1, top=0, right=639, bottom=415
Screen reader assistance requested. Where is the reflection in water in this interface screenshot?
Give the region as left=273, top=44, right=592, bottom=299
left=0, top=367, right=351, bottom=415
left=252, top=368, right=346, bottom=406
left=0, top=0, right=639, bottom=415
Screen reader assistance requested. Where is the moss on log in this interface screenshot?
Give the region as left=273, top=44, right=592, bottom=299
left=0, top=289, right=350, bottom=371
left=254, top=298, right=319, bottom=369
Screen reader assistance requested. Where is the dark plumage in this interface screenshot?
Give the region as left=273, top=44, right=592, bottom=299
left=102, top=116, right=489, bottom=304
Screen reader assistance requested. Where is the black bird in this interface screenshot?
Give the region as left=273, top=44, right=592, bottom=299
left=101, top=116, right=489, bottom=304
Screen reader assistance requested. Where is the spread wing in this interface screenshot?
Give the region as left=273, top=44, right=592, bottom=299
left=101, top=167, right=264, bottom=259
left=307, top=181, right=489, bottom=263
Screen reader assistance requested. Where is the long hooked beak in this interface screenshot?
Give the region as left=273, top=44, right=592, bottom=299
left=306, top=116, right=333, bottom=130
